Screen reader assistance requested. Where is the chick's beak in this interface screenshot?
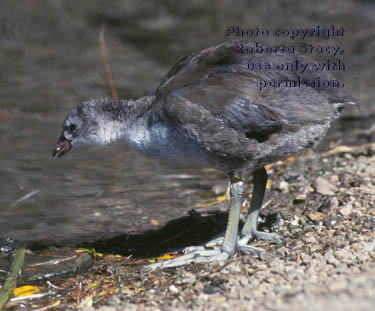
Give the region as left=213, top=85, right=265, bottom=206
left=52, top=135, right=71, bottom=159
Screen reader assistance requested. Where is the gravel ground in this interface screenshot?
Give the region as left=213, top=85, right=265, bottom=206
left=85, top=143, right=375, bottom=311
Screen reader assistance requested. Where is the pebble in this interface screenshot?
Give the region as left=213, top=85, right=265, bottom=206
left=324, top=250, right=340, bottom=266
left=293, top=194, right=307, bottom=204
left=290, top=215, right=301, bottom=226
left=340, top=204, right=353, bottom=217
left=335, top=248, right=356, bottom=264
left=307, top=211, right=326, bottom=222
left=169, top=285, right=179, bottom=294
left=315, top=176, right=337, bottom=195
left=208, top=294, right=226, bottom=304
left=330, top=197, right=339, bottom=209
left=300, top=253, right=312, bottom=264
left=279, top=180, right=290, bottom=193
left=304, top=234, right=319, bottom=244
left=227, top=262, right=242, bottom=274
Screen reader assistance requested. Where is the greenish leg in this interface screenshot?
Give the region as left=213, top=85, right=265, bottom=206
left=221, top=176, right=244, bottom=255
left=147, top=176, right=250, bottom=269
left=240, top=167, right=281, bottom=244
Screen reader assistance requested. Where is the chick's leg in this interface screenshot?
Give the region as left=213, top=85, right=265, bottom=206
left=239, top=167, right=281, bottom=248
left=148, top=176, right=247, bottom=269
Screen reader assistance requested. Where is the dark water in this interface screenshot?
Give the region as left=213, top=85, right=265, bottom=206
left=0, top=1, right=373, bottom=247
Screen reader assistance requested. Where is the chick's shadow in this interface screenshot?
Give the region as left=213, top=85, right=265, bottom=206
left=81, top=209, right=279, bottom=258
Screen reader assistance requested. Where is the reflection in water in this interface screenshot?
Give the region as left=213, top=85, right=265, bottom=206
left=0, top=135, right=224, bottom=245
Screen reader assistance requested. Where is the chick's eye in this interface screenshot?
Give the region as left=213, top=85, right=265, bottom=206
left=68, top=124, right=76, bottom=131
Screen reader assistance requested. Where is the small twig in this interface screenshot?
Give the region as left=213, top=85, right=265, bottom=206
left=46, top=281, right=65, bottom=290
left=9, top=291, right=52, bottom=302
left=99, top=23, right=118, bottom=100
left=0, top=248, right=26, bottom=310
left=9, top=189, right=40, bottom=208
left=261, top=199, right=273, bottom=209
left=31, top=300, right=60, bottom=311
left=28, top=255, right=77, bottom=267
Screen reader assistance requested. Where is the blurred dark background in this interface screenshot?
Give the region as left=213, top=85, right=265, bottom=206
left=0, top=0, right=373, bottom=246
